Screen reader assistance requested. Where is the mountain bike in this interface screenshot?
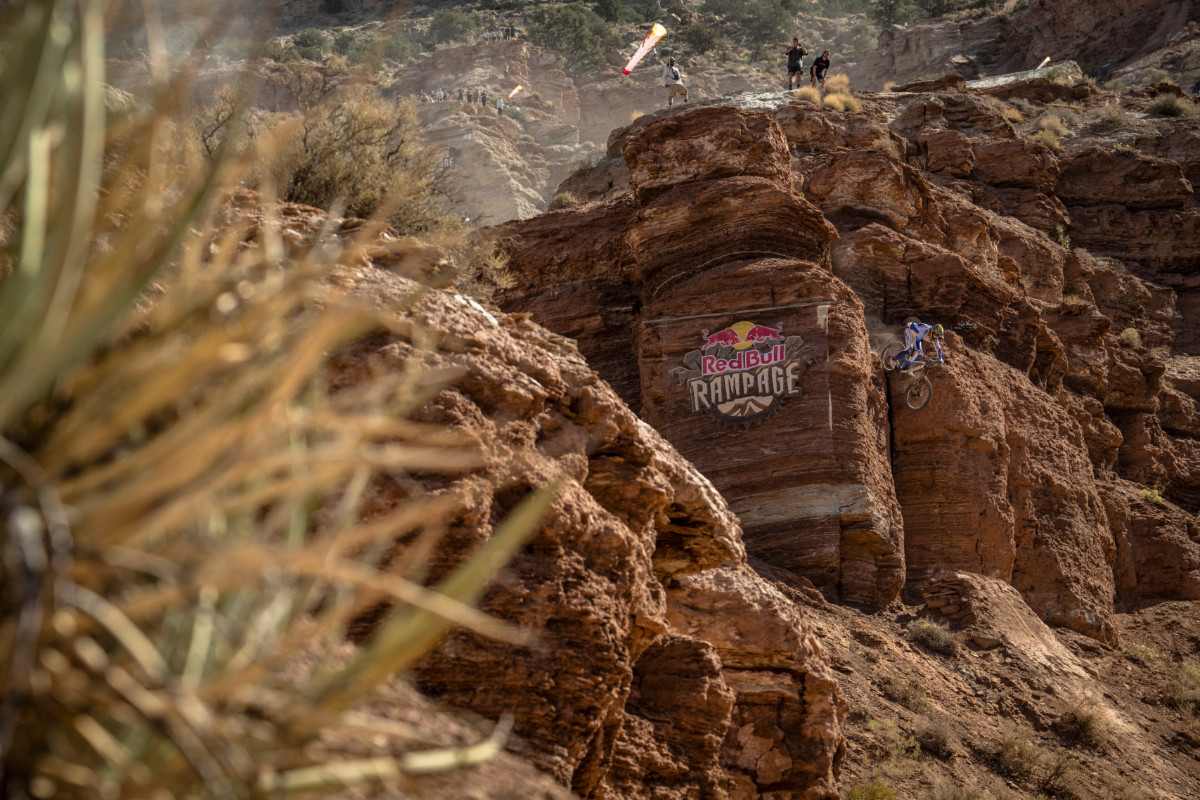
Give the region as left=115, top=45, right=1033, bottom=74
left=879, top=341, right=942, bottom=411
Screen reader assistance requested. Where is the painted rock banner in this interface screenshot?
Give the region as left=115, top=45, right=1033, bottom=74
left=639, top=302, right=846, bottom=580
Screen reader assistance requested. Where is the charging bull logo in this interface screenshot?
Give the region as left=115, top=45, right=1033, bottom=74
left=671, top=320, right=816, bottom=427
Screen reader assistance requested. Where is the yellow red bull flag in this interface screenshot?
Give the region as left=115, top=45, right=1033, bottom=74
left=623, top=22, right=667, bottom=75
left=507, top=84, right=524, bottom=100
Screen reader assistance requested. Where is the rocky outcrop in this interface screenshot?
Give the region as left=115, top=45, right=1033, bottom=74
left=496, top=70, right=1200, bottom=647
left=495, top=103, right=907, bottom=610
left=328, top=259, right=846, bottom=799
left=848, top=0, right=1200, bottom=89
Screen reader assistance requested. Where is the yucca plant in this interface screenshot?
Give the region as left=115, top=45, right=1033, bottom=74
left=0, top=2, right=549, bottom=797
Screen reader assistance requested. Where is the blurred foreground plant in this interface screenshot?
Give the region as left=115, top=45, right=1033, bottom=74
left=0, top=2, right=549, bottom=797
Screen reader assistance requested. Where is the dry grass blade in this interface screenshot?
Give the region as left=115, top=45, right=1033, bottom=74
left=2, top=2, right=551, bottom=796
left=308, top=481, right=561, bottom=716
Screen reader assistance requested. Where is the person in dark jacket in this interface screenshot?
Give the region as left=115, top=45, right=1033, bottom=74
left=785, top=37, right=807, bottom=89
left=811, top=50, right=831, bottom=91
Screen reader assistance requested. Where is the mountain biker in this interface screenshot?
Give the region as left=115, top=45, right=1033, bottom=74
left=891, top=321, right=945, bottom=370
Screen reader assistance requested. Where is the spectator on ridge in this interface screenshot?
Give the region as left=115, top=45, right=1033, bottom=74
left=785, top=37, right=808, bottom=90
left=661, top=57, right=688, bottom=107
left=811, top=50, right=831, bottom=91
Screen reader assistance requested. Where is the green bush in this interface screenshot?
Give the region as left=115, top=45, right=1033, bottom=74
left=429, top=9, right=480, bottom=45
left=333, top=29, right=357, bottom=55
left=293, top=27, right=330, bottom=52
left=870, top=0, right=920, bottom=26
left=682, top=23, right=726, bottom=55
left=527, top=5, right=613, bottom=75
left=385, top=33, right=422, bottom=63
left=595, top=0, right=625, bottom=21
left=1118, top=327, right=1142, bottom=348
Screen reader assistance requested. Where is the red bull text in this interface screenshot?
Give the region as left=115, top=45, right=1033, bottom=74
left=673, top=320, right=811, bottom=426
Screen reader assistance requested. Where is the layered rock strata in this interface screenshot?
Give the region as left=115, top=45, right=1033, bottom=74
left=495, top=84, right=1200, bottom=645
left=495, top=104, right=907, bottom=609
left=327, top=259, right=846, bottom=800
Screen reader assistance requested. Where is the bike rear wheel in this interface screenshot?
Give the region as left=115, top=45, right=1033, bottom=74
left=906, top=375, right=933, bottom=410
left=880, top=341, right=904, bottom=372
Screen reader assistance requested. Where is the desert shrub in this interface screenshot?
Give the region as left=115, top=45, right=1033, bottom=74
left=848, top=782, right=899, bottom=800
left=1113, top=141, right=1141, bottom=155
left=332, top=29, right=357, bottom=55
left=1148, top=93, right=1199, bottom=118
left=748, top=42, right=772, bottom=63
left=1085, top=103, right=1131, bottom=131
left=1102, top=77, right=1124, bottom=90
left=1033, top=128, right=1062, bottom=152
left=870, top=136, right=903, bottom=160
left=1056, top=698, right=1110, bottom=749
left=1118, top=327, right=1142, bottom=348
left=526, top=5, right=613, bottom=75
left=292, top=27, right=330, bottom=59
left=1123, top=642, right=1161, bottom=662
left=428, top=9, right=479, bottom=45
left=915, top=716, right=956, bottom=760
left=548, top=191, right=582, bottom=210
left=1035, top=748, right=1083, bottom=799
left=795, top=86, right=821, bottom=104
left=2, top=4, right=551, bottom=796
left=630, top=109, right=644, bottom=122
left=838, top=94, right=863, bottom=112
left=871, top=0, right=920, bottom=26
left=918, top=0, right=958, bottom=16
left=215, top=36, right=253, bottom=61
left=385, top=32, right=422, bottom=63
left=883, top=674, right=929, bottom=711
left=822, top=93, right=847, bottom=111
left=868, top=717, right=920, bottom=774
left=264, top=41, right=301, bottom=61
left=595, top=0, right=624, bottom=21
left=1002, top=106, right=1024, bottom=123
left=1149, top=68, right=1170, bottom=83
left=924, top=780, right=981, bottom=800
left=273, top=86, right=453, bottom=233
left=682, top=23, right=726, bottom=54
left=1104, top=777, right=1149, bottom=800
left=1038, top=113, right=1069, bottom=136
left=1168, top=659, right=1200, bottom=719
left=993, top=725, right=1041, bottom=782
left=825, top=73, right=852, bottom=94
left=907, top=618, right=958, bottom=655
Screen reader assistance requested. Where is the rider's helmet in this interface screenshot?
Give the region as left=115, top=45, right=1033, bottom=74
left=931, top=323, right=944, bottom=339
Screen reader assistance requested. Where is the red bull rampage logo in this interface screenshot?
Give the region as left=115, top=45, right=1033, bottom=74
left=672, top=320, right=815, bottom=427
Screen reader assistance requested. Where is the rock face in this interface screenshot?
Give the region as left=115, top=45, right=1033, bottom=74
left=848, top=0, right=1200, bottom=89
left=495, top=103, right=907, bottom=610
left=328, top=261, right=846, bottom=799
left=494, top=77, right=1200, bottom=647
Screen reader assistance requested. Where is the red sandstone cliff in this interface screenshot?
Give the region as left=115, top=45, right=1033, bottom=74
left=492, top=78, right=1200, bottom=651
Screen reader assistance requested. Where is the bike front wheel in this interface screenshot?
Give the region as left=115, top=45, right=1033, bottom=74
left=906, top=375, right=933, bottom=411
left=880, top=341, right=904, bottom=372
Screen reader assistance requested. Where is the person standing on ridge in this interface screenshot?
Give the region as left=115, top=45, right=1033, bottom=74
left=786, top=37, right=808, bottom=89
left=661, top=57, right=688, bottom=106
left=811, top=50, right=831, bottom=92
